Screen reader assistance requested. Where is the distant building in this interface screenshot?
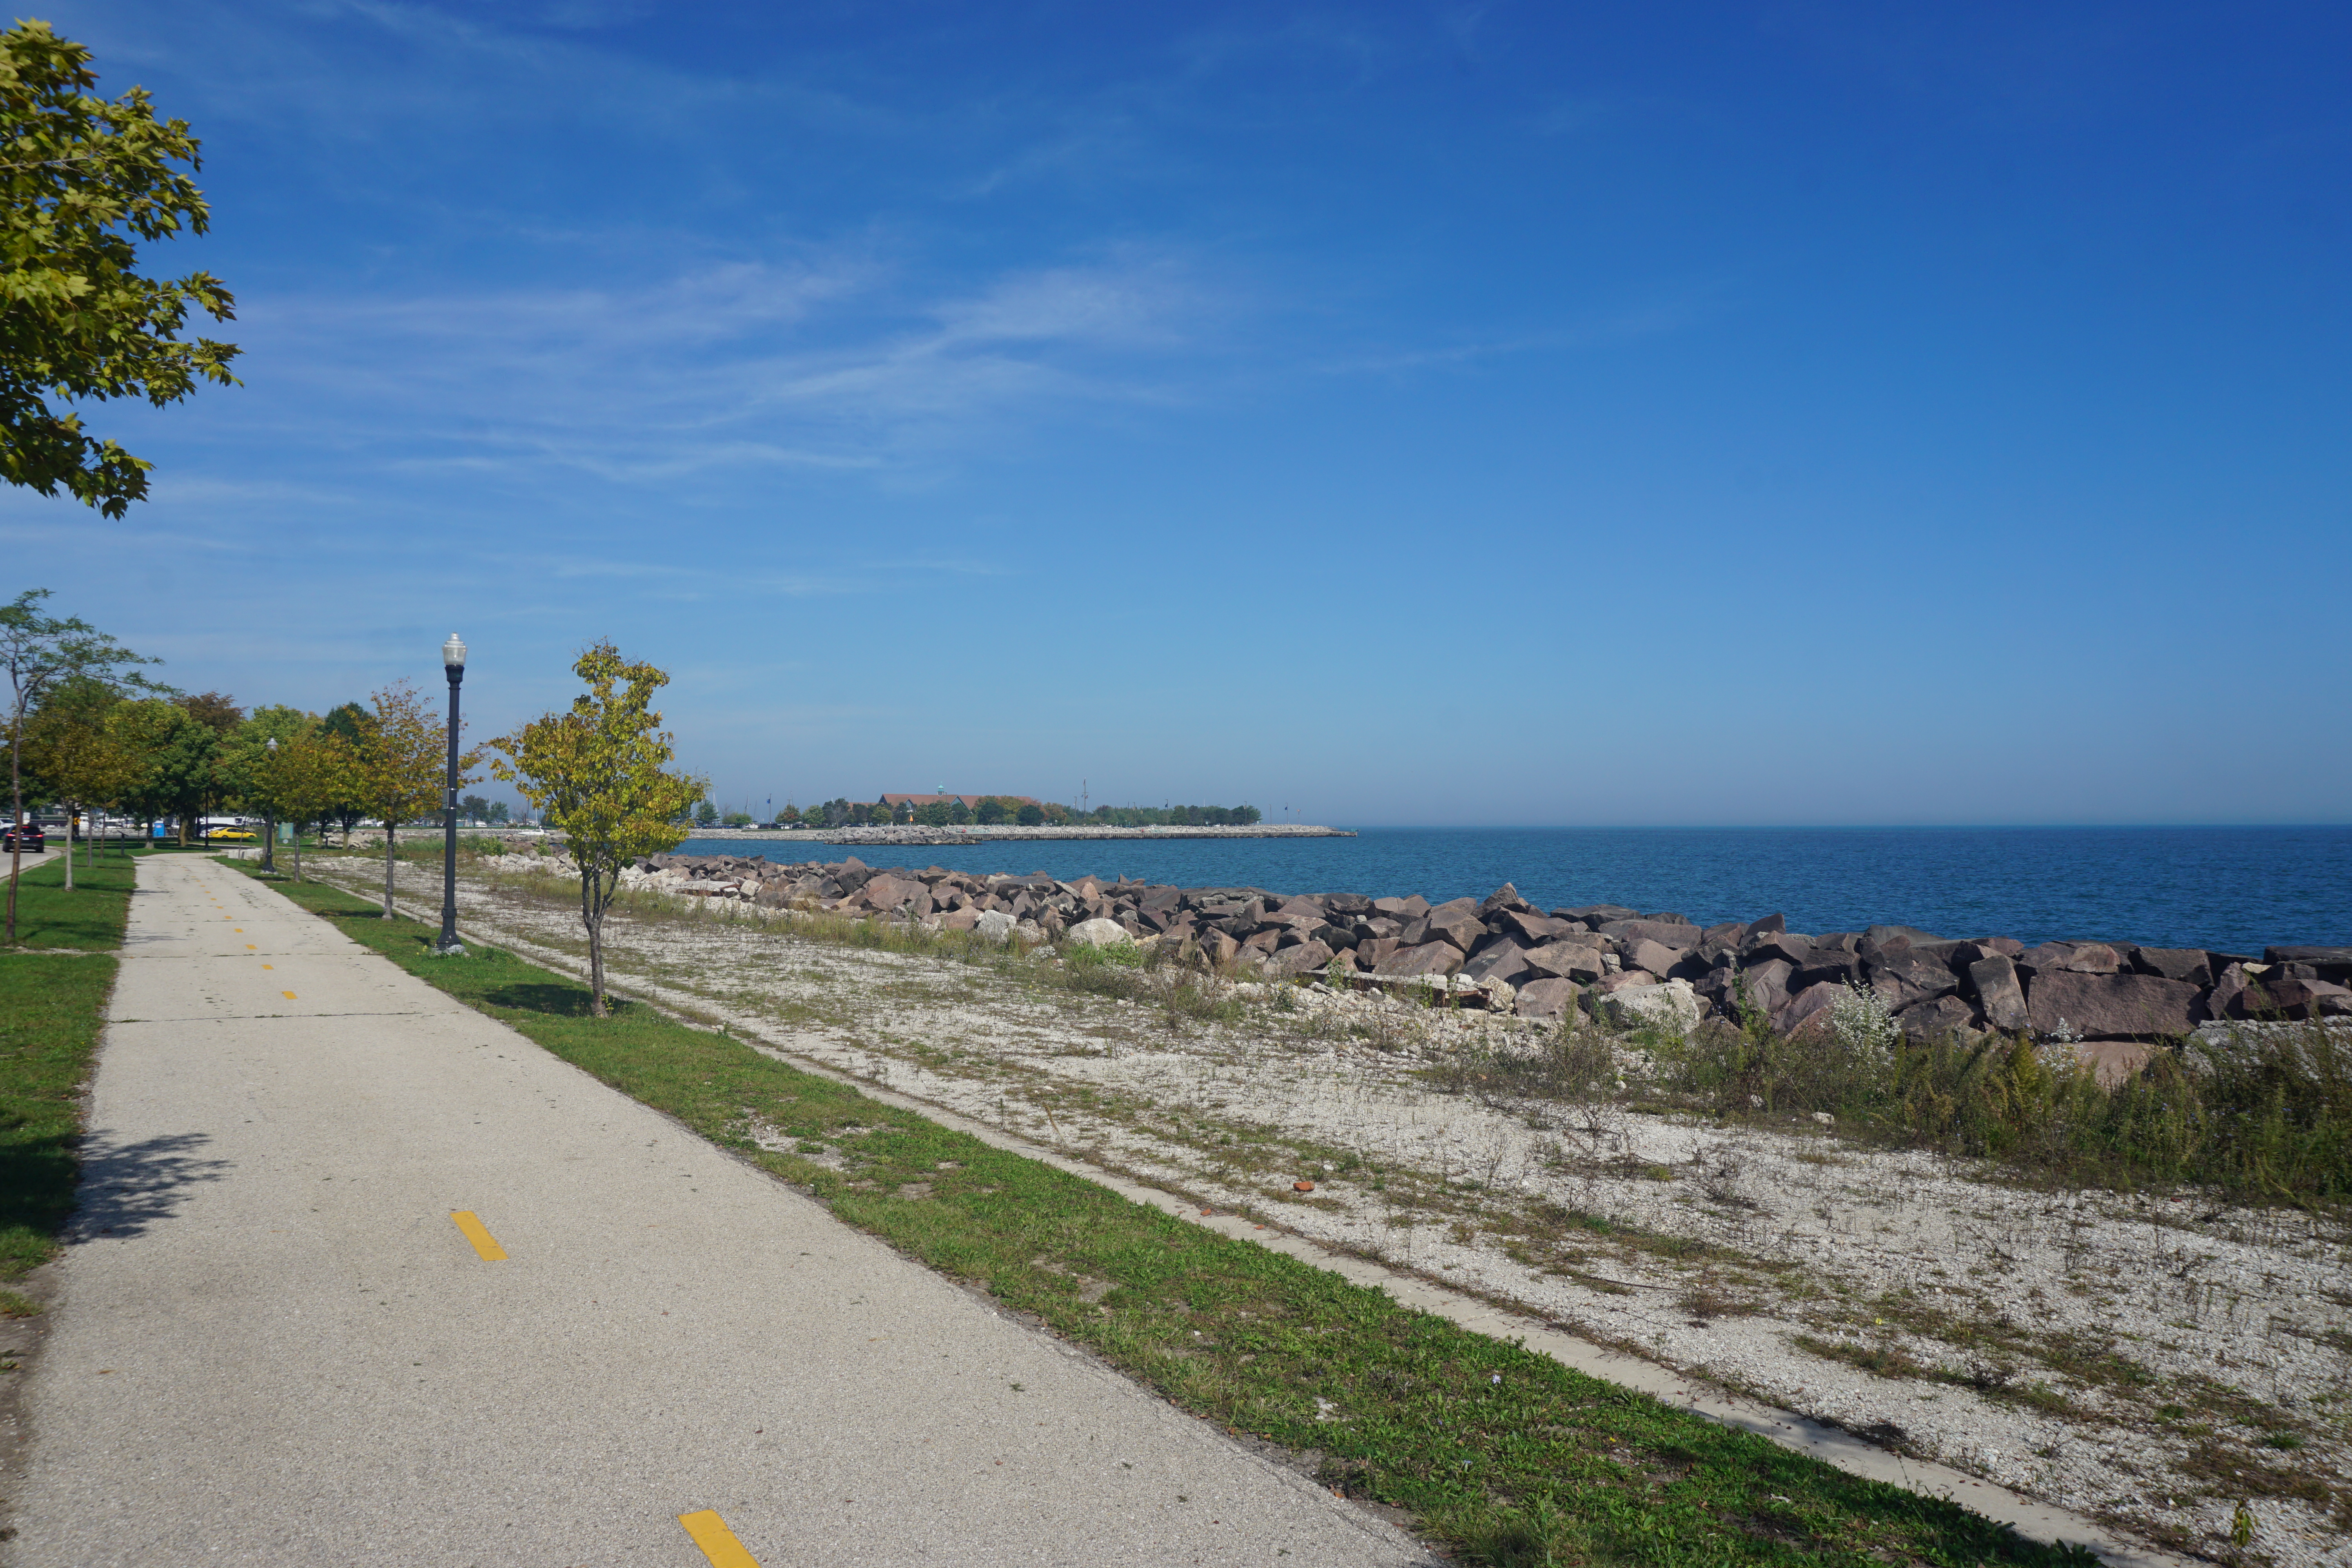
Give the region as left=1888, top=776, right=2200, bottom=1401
left=879, top=793, right=1040, bottom=809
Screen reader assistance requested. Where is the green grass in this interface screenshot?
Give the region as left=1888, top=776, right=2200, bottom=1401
left=229, top=862, right=2093, bottom=1568
left=1, top=853, right=143, bottom=1279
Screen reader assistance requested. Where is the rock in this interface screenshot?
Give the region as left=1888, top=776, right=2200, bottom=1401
left=1897, top=994, right=1981, bottom=1042
left=2233, top=975, right=2352, bottom=1020
left=1499, top=908, right=1566, bottom=945
left=1515, top=978, right=1580, bottom=1019
left=1590, top=969, right=1659, bottom=995
left=1478, top=882, right=1529, bottom=915
left=1423, top=900, right=1486, bottom=952
left=1266, top=938, right=1335, bottom=978
left=1598, top=918, right=1706, bottom=948
left=1701, top=920, right=1749, bottom=946
left=1013, top=919, right=1045, bottom=945
left=1073, top=912, right=1134, bottom=949
left=1774, top=980, right=1844, bottom=1036
left=2070, top=1040, right=2156, bottom=1088
left=1869, top=949, right=1962, bottom=1009
left=1592, top=979, right=1702, bottom=1036
left=1968, top=954, right=2029, bottom=1032
left=1523, top=941, right=1607, bottom=982
left=2028, top=971, right=2201, bottom=1039
left=1732, top=958, right=1793, bottom=1018
left=1201, top=929, right=1241, bottom=969
left=1864, top=924, right=1948, bottom=948
left=1374, top=895, right=1428, bottom=920
left=1463, top=941, right=1531, bottom=985
left=2207, top=961, right=2249, bottom=1021
left=1749, top=913, right=1786, bottom=935
left=1742, top=931, right=1813, bottom=967
left=2265, top=946, right=2352, bottom=982
left=1621, top=937, right=1688, bottom=977
left=1354, top=936, right=1398, bottom=971
left=2060, top=942, right=2124, bottom=974
left=1792, top=951, right=1864, bottom=989
left=1375, top=942, right=1466, bottom=978
left=937, top=907, right=981, bottom=931
left=2132, top=947, right=2213, bottom=986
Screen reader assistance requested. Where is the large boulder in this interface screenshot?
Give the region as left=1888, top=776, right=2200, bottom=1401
left=1967, top=954, right=2029, bottom=1032
left=1620, top=936, right=1688, bottom=977
left=1774, top=980, right=1844, bottom=1036
left=1869, top=949, right=1961, bottom=1009
left=1267, top=938, right=1336, bottom=978
left=2133, top=947, right=2213, bottom=986
left=1598, top=918, right=1706, bottom=948
left=1592, top=979, right=1702, bottom=1036
left=1478, top=882, right=1529, bottom=915
left=1792, top=951, right=1864, bottom=989
left=1898, top=994, right=1982, bottom=1042
left=1515, top=978, right=1580, bottom=1019
left=1523, top=941, right=1607, bottom=982
left=2265, top=946, right=2352, bottom=983
left=1067, top=917, right=1133, bottom=948
left=1742, top=931, right=1813, bottom=967
left=1423, top=900, right=1487, bottom=952
left=2028, top=971, right=2201, bottom=1039
left=1499, top=908, right=1567, bottom=945
left=2232, top=974, right=2352, bottom=1020
left=1374, top=941, right=1464, bottom=977
left=1463, top=941, right=1532, bottom=985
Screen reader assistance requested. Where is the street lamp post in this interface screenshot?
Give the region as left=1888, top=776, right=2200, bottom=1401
left=435, top=633, right=466, bottom=956
left=261, top=736, right=279, bottom=872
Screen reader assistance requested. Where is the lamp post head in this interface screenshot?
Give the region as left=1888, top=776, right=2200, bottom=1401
left=266, top=736, right=278, bottom=753
left=443, top=633, right=468, bottom=670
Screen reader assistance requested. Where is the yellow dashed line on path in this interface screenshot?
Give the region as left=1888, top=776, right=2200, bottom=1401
left=450, top=1211, right=508, bottom=1261
left=281, top=990, right=298, bottom=1000
left=678, top=1511, right=761, bottom=1568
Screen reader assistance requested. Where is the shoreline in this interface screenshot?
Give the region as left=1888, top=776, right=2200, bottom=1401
left=690, top=823, right=1355, bottom=845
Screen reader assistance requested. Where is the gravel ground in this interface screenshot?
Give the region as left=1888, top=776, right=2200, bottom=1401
left=314, top=854, right=2352, bottom=1567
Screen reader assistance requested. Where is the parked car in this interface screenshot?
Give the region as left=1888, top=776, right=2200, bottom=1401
left=2, top=824, right=44, bottom=851
left=201, top=826, right=257, bottom=842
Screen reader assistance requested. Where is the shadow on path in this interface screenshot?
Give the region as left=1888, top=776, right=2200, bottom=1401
left=65, top=1131, right=230, bottom=1244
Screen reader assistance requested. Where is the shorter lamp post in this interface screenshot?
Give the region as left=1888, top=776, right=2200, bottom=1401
left=435, top=633, right=466, bottom=956
left=261, top=737, right=279, bottom=872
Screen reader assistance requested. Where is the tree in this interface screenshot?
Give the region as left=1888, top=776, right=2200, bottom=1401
left=22, top=671, right=134, bottom=885
left=107, top=695, right=194, bottom=842
left=0, top=588, right=153, bottom=939
left=693, top=799, right=718, bottom=827
left=352, top=680, right=473, bottom=919
left=219, top=704, right=311, bottom=870
left=490, top=641, right=704, bottom=1017
left=259, top=726, right=356, bottom=883
left=0, top=22, right=238, bottom=517
left=318, top=701, right=372, bottom=842
left=459, top=793, right=490, bottom=823
left=484, top=799, right=508, bottom=825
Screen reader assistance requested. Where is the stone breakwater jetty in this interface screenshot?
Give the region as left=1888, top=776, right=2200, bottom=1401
left=615, top=849, right=2352, bottom=1043
left=685, top=824, right=1354, bottom=845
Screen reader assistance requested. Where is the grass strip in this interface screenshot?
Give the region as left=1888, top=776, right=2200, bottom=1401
left=232, top=862, right=2095, bottom=1568
left=2, top=853, right=143, bottom=1280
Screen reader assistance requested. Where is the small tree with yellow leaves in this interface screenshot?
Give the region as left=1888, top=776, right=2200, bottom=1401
left=489, top=642, right=704, bottom=1016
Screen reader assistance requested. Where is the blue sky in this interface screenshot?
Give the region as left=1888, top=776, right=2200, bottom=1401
left=16, top=2, right=2348, bottom=824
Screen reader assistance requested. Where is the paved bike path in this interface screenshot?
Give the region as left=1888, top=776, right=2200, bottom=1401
left=9, top=853, right=1428, bottom=1566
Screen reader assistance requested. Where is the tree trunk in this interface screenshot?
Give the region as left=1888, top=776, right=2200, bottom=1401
left=7, top=706, right=23, bottom=946
left=291, top=820, right=303, bottom=882
left=381, top=823, right=396, bottom=918
left=259, top=813, right=275, bottom=873
left=60, top=800, right=73, bottom=890
left=581, top=868, right=608, bottom=1017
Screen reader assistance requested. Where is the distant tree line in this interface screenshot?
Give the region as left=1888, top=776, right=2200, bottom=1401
left=671, top=797, right=1263, bottom=830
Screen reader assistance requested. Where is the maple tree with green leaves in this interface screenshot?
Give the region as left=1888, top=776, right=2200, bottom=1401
left=0, top=21, right=238, bottom=514
left=490, top=642, right=705, bottom=1016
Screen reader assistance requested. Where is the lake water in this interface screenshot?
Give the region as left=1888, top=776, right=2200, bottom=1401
left=669, top=826, right=2352, bottom=955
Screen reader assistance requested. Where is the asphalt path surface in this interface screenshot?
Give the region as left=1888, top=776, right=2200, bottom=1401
left=9, top=854, right=1431, bottom=1566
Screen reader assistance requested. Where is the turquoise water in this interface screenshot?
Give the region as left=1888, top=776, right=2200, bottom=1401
left=670, top=826, right=2352, bottom=955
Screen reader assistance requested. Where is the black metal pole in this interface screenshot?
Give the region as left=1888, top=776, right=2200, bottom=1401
left=436, top=661, right=464, bottom=955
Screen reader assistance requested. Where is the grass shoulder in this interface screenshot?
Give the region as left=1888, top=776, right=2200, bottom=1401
left=224, top=858, right=2092, bottom=1568
left=2, top=851, right=145, bottom=1281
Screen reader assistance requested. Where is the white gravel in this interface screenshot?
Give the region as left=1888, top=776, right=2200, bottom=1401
left=319, top=854, right=2352, bottom=1568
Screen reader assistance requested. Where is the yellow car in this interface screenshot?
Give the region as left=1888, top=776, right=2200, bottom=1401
left=202, top=827, right=258, bottom=842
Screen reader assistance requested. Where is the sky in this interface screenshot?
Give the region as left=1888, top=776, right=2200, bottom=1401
left=12, top=1, right=2348, bottom=825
